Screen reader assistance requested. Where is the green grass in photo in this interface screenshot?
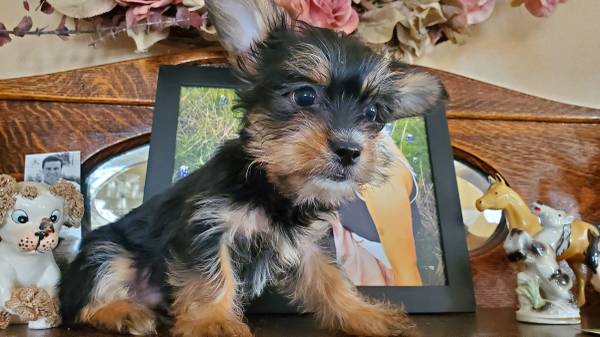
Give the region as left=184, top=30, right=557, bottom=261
left=174, top=87, right=241, bottom=180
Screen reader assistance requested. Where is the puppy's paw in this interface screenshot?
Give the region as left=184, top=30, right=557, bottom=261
left=172, top=318, right=253, bottom=337
left=339, top=302, right=417, bottom=337
left=82, top=300, right=157, bottom=336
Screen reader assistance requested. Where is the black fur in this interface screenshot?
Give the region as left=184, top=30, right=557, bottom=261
left=59, top=137, right=334, bottom=323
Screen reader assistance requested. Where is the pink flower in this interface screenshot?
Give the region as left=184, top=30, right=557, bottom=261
left=275, top=0, right=359, bottom=35
left=115, top=0, right=183, bottom=27
left=524, top=0, right=567, bottom=17
left=459, top=0, right=496, bottom=25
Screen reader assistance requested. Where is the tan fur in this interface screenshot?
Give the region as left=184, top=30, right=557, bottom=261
left=79, top=253, right=157, bottom=335
left=80, top=300, right=156, bottom=335
left=290, top=247, right=416, bottom=336
left=20, top=185, right=38, bottom=199
left=245, top=113, right=332, bottom=198
left=284, top=43, right=330, bottom=85
left=170, top=243, right=251, bottom=337
left=361, top=55, right=392, bottom=94
left=244, top=113, right=395, bottom=206
left=393, top=71, right=444, bottom=117
left=49, top=180, right=83, bottom=228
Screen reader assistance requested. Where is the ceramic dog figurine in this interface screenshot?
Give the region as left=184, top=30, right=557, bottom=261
left=0, top=175, right=83, bottom=329
left=504, top=228, right=580, bottom=324
left=58, top=0, right=445, bottom=336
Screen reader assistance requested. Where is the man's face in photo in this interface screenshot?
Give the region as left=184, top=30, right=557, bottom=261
left=43, top=160, right=62, bottom=185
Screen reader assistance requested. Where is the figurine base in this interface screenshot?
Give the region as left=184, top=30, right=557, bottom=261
left=516, top=309, right=580, bottom=325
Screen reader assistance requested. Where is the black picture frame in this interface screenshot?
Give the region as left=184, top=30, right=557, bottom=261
left=146, top=65, right=475, bottom=314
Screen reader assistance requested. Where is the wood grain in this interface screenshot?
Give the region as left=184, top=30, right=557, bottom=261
left=449, top=119, right=600, bottom=222
left=0, top=49, right=227, bottom=106
left=433, top=69, right=600, bottom=123
left=451, top=118, right=600, bottom=308
left=0, top=100, right=152, bottom=180
left=0, top=50, right=598, bottom=123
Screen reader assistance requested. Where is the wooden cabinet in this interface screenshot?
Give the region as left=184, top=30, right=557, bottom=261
left=1, top=50, right=599, bottom=308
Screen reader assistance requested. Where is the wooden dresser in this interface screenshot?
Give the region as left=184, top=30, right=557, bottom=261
left=1, top=49, right=599, bottom=309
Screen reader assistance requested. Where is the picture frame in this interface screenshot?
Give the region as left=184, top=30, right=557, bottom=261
left=146, top=65, right=475, bottom=313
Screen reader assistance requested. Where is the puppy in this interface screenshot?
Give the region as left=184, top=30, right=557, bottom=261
left=58, top=0, right=446, bottom=336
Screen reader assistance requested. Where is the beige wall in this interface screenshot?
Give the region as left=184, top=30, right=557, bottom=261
left=1, top=1, right=599, bottom=108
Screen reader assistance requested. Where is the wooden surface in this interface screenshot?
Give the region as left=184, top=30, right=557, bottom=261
left=1, top=307, right=598, bottom=337
left=1, top=49, right=599, bottom=309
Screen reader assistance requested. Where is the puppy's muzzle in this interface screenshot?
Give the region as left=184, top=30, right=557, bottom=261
left=331, top=140, right=362, bottom=167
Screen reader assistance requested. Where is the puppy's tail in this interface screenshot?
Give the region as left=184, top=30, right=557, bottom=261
left=58, top=227, right=128, bottom=325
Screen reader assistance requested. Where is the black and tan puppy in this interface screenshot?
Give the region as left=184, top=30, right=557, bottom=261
left=59, top=0, right=446, bottom=336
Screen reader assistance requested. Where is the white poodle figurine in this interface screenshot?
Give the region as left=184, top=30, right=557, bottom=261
left=504, top=228, right=580, bottom=324
left=0, top=174, right=83, bottom=329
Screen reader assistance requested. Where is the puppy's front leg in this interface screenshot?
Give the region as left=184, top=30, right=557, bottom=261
left=288, top=247, right=416, bottom=337
left=170, top=242, right=252, bottom=337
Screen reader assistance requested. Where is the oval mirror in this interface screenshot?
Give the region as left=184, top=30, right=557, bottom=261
left=454, top=160, right=508, bottom=257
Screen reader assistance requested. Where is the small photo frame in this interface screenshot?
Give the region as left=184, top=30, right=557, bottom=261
left=24, top=151, right=81, bottom=188
left=146, top=65, right=474, bottom=313
left=24, top=150, right=82, bottom=267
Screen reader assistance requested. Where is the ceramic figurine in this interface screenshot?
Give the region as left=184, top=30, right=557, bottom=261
left=476, top=174, right=599, bottom=306
left=585, top=230, right=600, bottom=293
left=504, top=228, right=580, bottom=324
left=0, top=175, right=83, bottom=329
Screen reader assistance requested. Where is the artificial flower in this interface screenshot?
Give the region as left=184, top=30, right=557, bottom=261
left=46, top=0, right=117, bottom=18
left=275, top=0, right=359, bottom=34
left=459, top=0, right=496, bottom=24
left=115, top=0, right=183, bottom=27
left=516, top=0, right=568, bottom=17
left=357, top=1, right=447, bottom=63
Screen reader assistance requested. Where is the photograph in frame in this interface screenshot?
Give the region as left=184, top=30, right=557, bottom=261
left=145, top=65, right=474, bottom=313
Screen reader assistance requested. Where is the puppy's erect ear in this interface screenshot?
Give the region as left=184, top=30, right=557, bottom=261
left=49, top=180, right=84, bottom=228
left=389, top=69, right=447, bottom=120
left=205, top=0, right=285, bottom=61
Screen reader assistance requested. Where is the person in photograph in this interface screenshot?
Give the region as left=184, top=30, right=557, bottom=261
left=42, top=155, right=64, bottom=185
left=332, top=135, right=423, bottom=287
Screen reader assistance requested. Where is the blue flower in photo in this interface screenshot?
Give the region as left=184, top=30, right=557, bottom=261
left=218, top=95, right=229, bottom=108
left=175, top=165, right=190, bottom=181
left=405, top=133, right=414, bottom=142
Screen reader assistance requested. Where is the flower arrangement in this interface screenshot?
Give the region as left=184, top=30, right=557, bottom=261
left=0, top=0, right=213, bottom=52
left=0, top=0, right=569, bottom=61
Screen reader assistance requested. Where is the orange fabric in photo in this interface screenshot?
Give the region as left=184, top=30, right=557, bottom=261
left=333, top=136, right=422, bottom=286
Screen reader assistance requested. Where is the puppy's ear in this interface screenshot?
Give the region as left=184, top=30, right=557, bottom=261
left=387, top=68, right=447, bottom=120
left=49, top=180, right=84, bottom=228
left=205, top=0, right=285, bottom=66
left=0, top=174, right=17, bottom=223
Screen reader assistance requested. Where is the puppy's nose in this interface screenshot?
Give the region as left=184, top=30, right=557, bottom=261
left=332, top=142, right=361, bottom=166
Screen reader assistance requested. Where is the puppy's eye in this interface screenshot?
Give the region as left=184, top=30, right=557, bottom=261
left=50, top=210, right=61, bottom=223
left=292, top=87, right=317, bottom=107
left=365, top=104, right=378, bottom=122
left=11, top=210, right=29, bottom=224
